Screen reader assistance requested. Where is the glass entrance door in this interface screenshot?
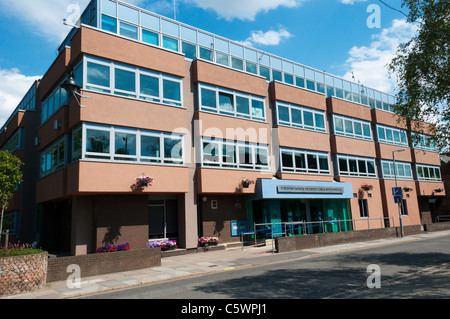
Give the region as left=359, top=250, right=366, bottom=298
left=148, top=199, right=178, bottom=240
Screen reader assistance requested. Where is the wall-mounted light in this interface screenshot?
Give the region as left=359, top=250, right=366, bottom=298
left=60, top=72, right=91, bottom=108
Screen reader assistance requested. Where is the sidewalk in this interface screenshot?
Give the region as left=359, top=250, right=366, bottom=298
left=3, top=230, right=450, bottom=299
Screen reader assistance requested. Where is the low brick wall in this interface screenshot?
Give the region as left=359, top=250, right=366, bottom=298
left=275, top=225, right=422, bottom=253
left=47, top=248, right=161, bottom=283
left=0, top=251, right=48, bottom=296
left=423, top=221, right=450, bottom=232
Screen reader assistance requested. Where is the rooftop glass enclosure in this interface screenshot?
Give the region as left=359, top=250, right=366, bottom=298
left=60, top=0, right=397, bottom=112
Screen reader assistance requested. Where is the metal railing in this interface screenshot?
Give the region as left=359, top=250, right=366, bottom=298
left=436, top=215, right=450, bottom=223
left=239, top=217, right=394, bottom=253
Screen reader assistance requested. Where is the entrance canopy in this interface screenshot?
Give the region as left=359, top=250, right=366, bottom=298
left=250, top=179, right=354, bottom=200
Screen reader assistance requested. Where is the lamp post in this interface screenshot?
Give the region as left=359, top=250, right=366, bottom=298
left=60, top=72, right=90, bottom=108
left=393, top=148, right=406, bottom=237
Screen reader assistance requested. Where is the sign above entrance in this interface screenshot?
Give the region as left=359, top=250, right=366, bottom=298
left=277, top=185, right=344, bottom=194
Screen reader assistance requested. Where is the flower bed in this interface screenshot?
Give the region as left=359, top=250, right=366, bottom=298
left=147, top=240, right=177, bottom=251
left=198, top=237, right=219, bottom=247
left=96, top=243, right=130, bottom=253
left=0, top=243, right=43, bottom=257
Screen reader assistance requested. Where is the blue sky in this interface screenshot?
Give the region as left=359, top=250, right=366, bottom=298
left=0, top=0, right=418, bottom=125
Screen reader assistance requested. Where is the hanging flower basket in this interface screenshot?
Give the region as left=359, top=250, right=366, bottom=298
left=361, top=184, right=373, bottom=191
left=403, top=186, right=413, bottom=192
left=434, top=188, right=444, bottom=193
left=136, top=174, right=154, bottom=188
left=241, top=178, right=255, bottom=188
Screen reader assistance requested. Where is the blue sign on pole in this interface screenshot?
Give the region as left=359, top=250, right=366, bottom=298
left=394, top=195, right=402, bottom=204
left=392, top=187, right=402, bottom=196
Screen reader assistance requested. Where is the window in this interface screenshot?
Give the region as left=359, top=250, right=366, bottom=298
left=201, top=138, right=269, bottom=170
left=119, top=22, right=138, bottom=40
left=198, top=83, right=265, bottom=121
left=84, top=56, right=182, bottom=106
left=162, top=36, right=178, bottom=51
left=412, top=133, right=437, bottom=152
left=376, top=124, right=408, bottom=147
left=401, top=200, right=408, bottom=216
left=142, top=29, right=159, bottom=46
left=101, top=14, right=117, bottom=33
left=280, top=148, right=330, bottom=175
left=333, top=115, right=372, bottom=140
left=359, top=199, right=369, bottom=217
left=337, top=155, right=376, bottom=177
left=182, top=41, right=196, bottom=60
left=381, top=160, right=413, bottom=180
left=416, top=164, right=441, bottom=181
left=276, top=101, right=326, bottom=133
left=81, top=123, right=184, bottom=165
left=40, top=138, right=66, bottom=177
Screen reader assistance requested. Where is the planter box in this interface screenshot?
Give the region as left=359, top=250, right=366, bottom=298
left=0, top=251, right=48, bottom=296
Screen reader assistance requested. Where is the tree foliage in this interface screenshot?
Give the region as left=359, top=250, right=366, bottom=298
left=388, top=0, right=450, bottom=152
left=0, top=150, right=23, bottom=238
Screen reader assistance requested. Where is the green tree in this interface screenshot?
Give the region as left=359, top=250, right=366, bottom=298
left=388, top=0, right=450, bottom=152
left=0, top=150, right=23, bottom=242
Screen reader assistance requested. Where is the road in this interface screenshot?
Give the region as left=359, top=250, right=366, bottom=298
left=81, top=234, right=450, bottom=300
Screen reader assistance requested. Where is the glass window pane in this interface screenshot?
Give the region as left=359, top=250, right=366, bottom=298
left=102, top=14, right=117, bottom=33
left=236, top=96, right=249, bottom=115
left=315, top=113, right=325, bottom=129
left=354, top=122, right=362, bottom=136
left=246, top=62, right=257, bottom=74
left=238, top=145, right=252, bottom=165
left=278, top=105, right=290, bottom=122
left=303, top=111, right=314, bottom=127
left=281, top=151, right=293, bottom=168
left=87, top=62, right=110, bottom=87
left=163, top=36, right=178, bottom=51
left=368, top=161, right=375, bottom=174
left=203, top=141, right=219, bottom=163
left=115, top=68, right=135, bottom=93
left=251, top=100, right=264, bottom=119
left=119, top=22, right=138, bottom=40
left=306, top=80, right=315, bottom=91
left=307, top=154, right=318, bottom=170
left=349, top=159, right=358, bottom=173
left=199, top=47, right=213, bottom=61
left=319, top=155, right=329, bottom=171
left=141, top=135, right=160, bottom=158
left=216, top=52, right=229, bottom=66
left=344, top=119, right=353, bottom=134
left=339, top=158, right=348, bottom=173
left=201, top=87, right=216, bottom=109
left=259, top=66, right=270, bottom=81
left=163, top=79, right=181, bottom=102
left=86, top=129, right=110, bottom=153
left=231, top=57, right=243, bottom=70
left=164, top=137, right=182, bottom=160
left=295, top=77, right=305, bottom=88
left=284, top=73, right=294, bottom=85
left=115, top=132, right=136, bottom=156
left=363, top=124, right=371, bottom=138
left=291, top=109, right=302, bottom=125
left=182, top=41, right=196, bottom=60
left=218, top=92, right=233, bottom=113
left=335, top=117, right=344, bottom=133
left=272, top=70, right=282, bottom=81
left=222, top=143, right=236, bottom=165
left=358, top=160, right=367, bottom=173
left=142, top=29, right=159, bottom=46
left=378, top=127, right=385, bottom=140
left=256, top=148, right=268, bottom=166
left=140, top=74, right=159, bottom=97
left=295, top=153, right=306, bottom=169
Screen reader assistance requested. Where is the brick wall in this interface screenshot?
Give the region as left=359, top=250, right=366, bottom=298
left=0, top=251, right=48, bottom=296
left=46, top=247, right=160, bottom=283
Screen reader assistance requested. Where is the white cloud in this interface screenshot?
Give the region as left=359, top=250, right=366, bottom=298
left=339, top=0, right=367, bottom=4
left=0, top=69, right=40, bottom=126
left=0, top=0, right=92, bottom=43
left=190, top=0, right=304, bottom=21
left=342, top=19, right=418, bottom=93
left=242, top=27, right=293, bottom=46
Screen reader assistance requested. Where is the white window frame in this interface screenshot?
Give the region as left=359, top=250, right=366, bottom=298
left=380, top=160, right=413, bottom=180
left=337, top=154, right=377, bottom=178
left=198, top=83, right=266, bottom=122
left=201, top=137, right=269, bottom=171
left=416, top=164, right=441, bottom=182
left=280, top=147, right=330, bottom=175
left=276, top=101, right=327, bottom=133
left=333, top=114, right=372, bottom=141
left=83, top=55, right=183, bottom=107
left=81, top=123, right=184, bottom=166
left=376, top=124, right=408, bottom=147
